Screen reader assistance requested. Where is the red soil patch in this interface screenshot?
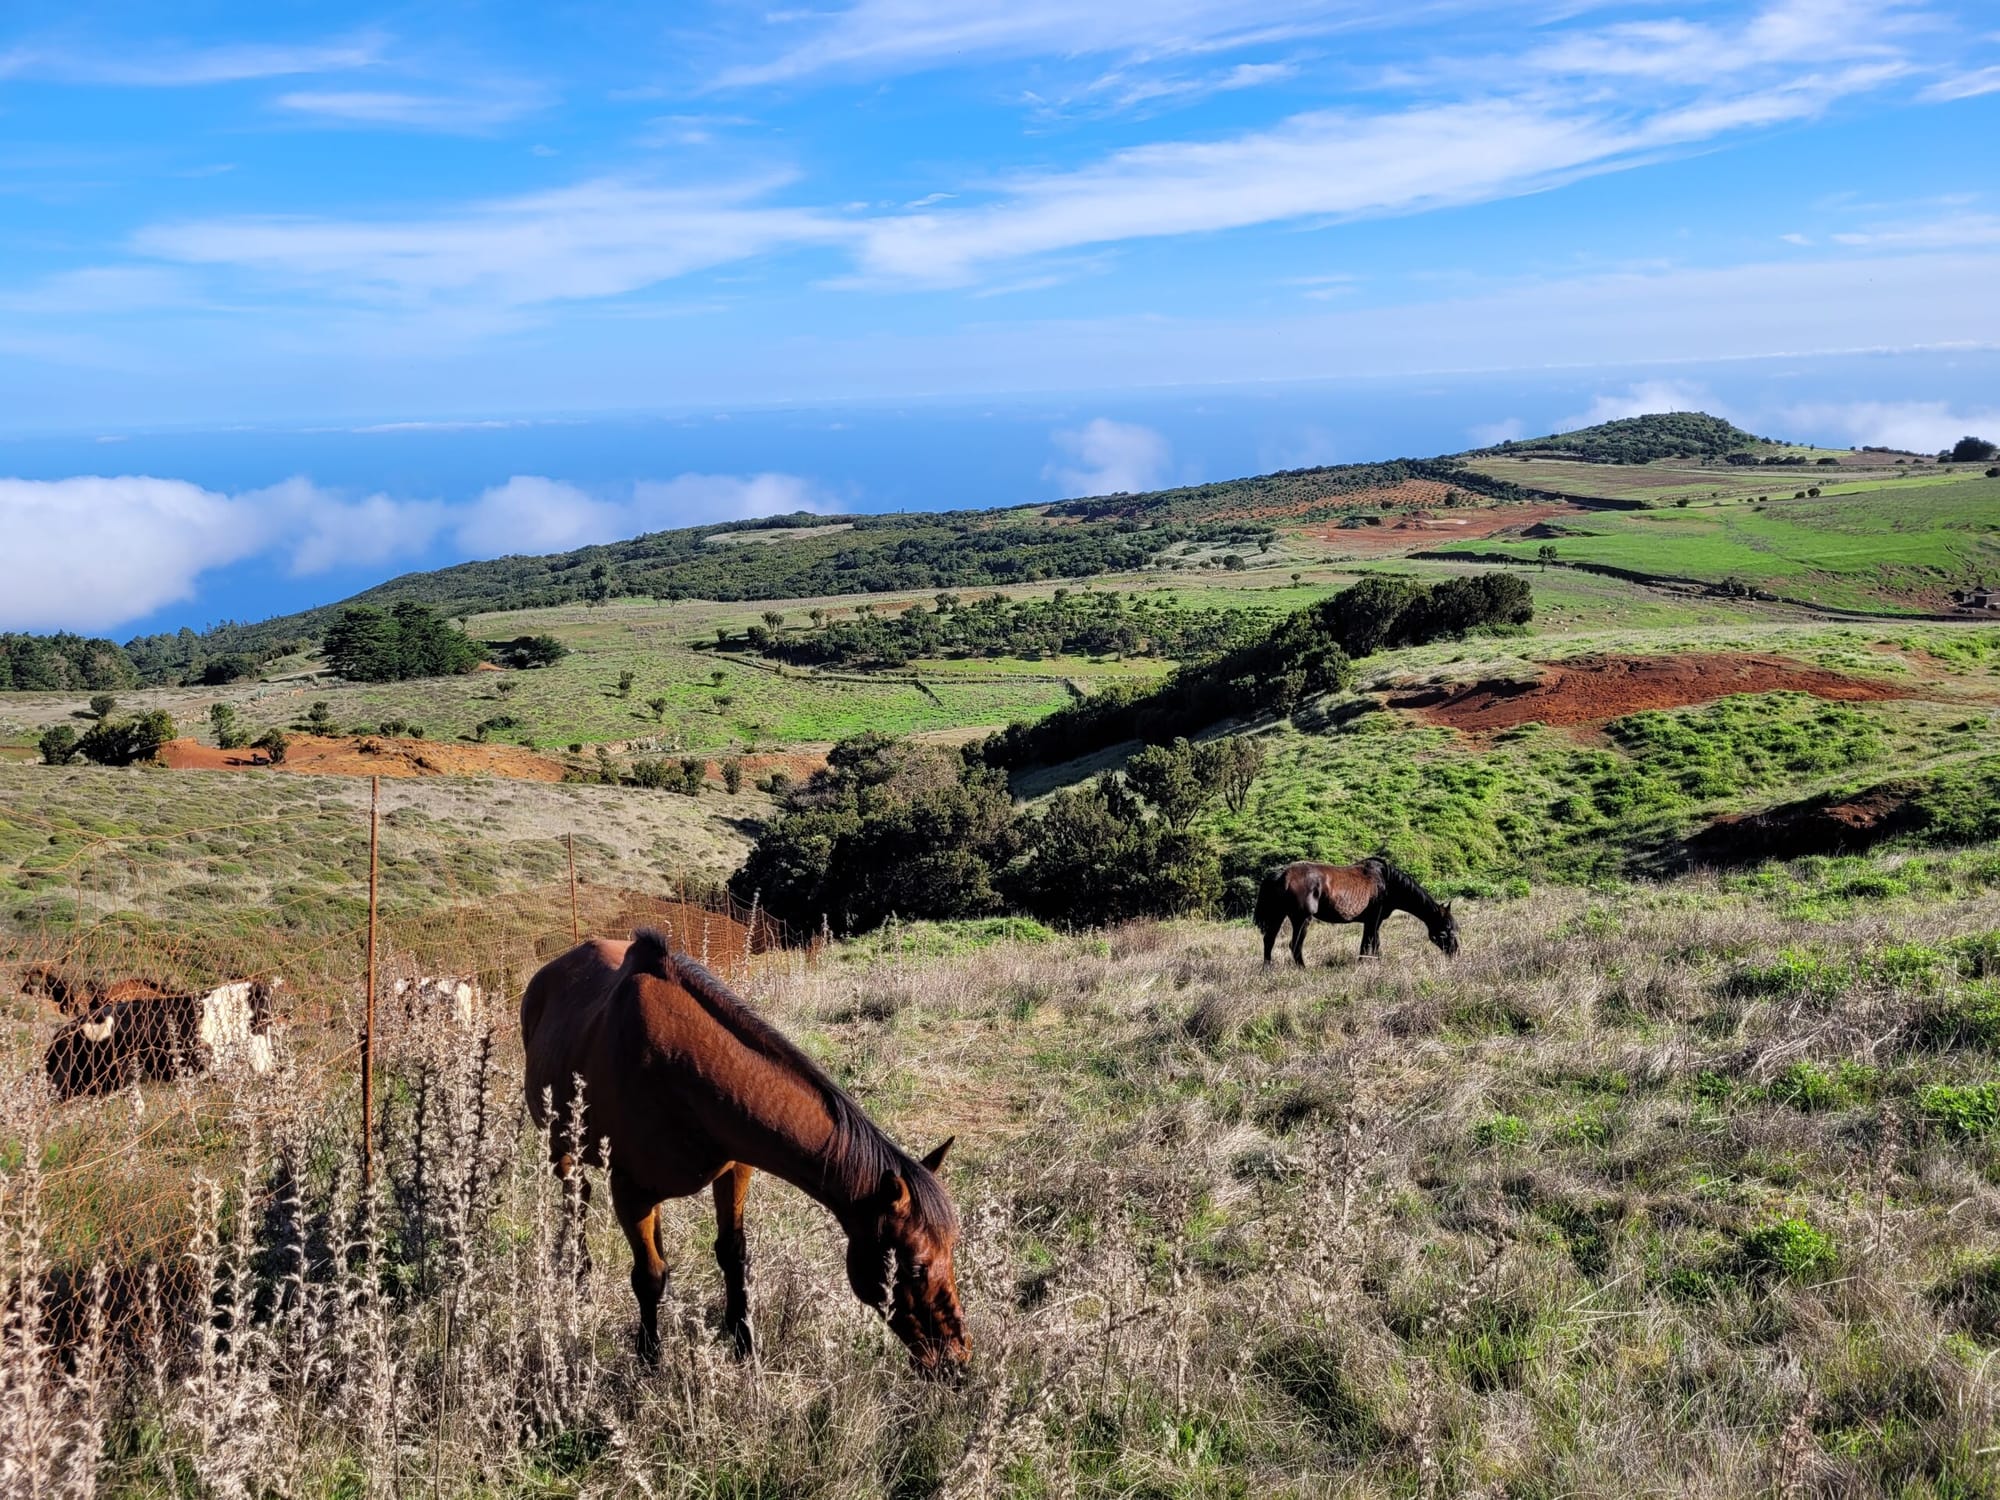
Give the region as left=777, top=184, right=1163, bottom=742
left=1389, top=653, right=1912, bottom=733
left=1304, top=500, right=1593, bottom=555
left=156, top=734, right=569, bottom=782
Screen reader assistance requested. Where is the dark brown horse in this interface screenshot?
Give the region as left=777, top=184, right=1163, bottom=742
left=520, top=929, right=967, bottom=1375
left=1256, top=858, right=1459, bottom=965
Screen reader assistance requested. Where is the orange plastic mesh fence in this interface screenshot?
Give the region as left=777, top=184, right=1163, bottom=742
left=2, top=810, right=808, bottom=1274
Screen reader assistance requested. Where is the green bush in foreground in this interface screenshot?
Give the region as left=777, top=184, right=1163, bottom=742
left=1739, top=1218, right=1837, bottom=1281
left=1917, top=1082, right=2000, bottom=1136
left=37, top=725, right=78, bottom=765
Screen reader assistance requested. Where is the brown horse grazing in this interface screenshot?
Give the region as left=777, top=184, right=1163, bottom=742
left=520, top=929, right=967, bottom=1375
left=1256, top=857, right=1460, bottom=965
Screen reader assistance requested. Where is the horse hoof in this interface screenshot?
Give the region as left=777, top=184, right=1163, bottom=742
left=727, top=1320, right=756, bottom=1361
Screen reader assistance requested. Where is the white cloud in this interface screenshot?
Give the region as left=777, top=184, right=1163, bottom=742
left=714, top=0, right=1397, bottom=87
left=1526, top=0, right=1917, bottom=84
left=1559, top=381, right=1720, bottom=431
left=433, top=472, right=840, bottom=559
left=1921, top=64, right=2000, bottom=102
left=1467, top=417, right=1524, bottom=446
left=1046, top=419, right=1171, bottom=496
left=0, top=477, right=271, bottom=631
left=852, top=64, right=1899, bottom=285
left=0, top=470, right=834, bottom=632
left=135, top=177, right=847, bottom=308
left=273, top=88, right=546, bottom=133
left=1778, top=401, right=2000, bottom=453
left=0, top=35, right=383, bottom=86
left=1829, top=213, right=2000, bottom=249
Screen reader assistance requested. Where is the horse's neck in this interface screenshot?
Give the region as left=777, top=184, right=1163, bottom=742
left=708, top=1036, right=874, bottom=1218
left=1381, top=871, right=1438, bottom=923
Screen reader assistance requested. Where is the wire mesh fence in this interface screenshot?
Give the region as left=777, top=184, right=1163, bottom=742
left=1, top=777, right=807, bottom=1276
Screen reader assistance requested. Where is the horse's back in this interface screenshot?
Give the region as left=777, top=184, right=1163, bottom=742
left=521, top=938, right=629, bottom=1126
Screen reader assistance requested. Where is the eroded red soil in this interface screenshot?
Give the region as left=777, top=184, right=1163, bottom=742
left=1388, top=653, right=1912, bottom=733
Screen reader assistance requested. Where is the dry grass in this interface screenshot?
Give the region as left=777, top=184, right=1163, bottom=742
left=6, top=868, right=2000, bottom=1496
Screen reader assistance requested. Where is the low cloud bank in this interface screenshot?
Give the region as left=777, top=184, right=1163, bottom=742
left=0, top=470, right=833, bottom=632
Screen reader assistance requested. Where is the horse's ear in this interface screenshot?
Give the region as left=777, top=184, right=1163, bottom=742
left=878, top=1171, right=912, bottom=1212
left=920, top=1136, right=954, bottom=1174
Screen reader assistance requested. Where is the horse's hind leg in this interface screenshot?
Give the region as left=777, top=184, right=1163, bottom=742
left=712, top=1163, right=756, bottom=1360
left=610, top=1168, right=669, bottom=1366
left=1261, top=918, right=1280, bottom=966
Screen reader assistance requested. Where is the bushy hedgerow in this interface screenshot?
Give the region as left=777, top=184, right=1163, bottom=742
left=978, top=572, right=1532, bottom=771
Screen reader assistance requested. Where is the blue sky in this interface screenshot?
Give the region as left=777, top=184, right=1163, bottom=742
left=3, top=0, right=1999, bottom=634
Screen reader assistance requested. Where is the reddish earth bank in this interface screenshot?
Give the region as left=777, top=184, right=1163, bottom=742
left=1388, top=653, right=1911, bottom=733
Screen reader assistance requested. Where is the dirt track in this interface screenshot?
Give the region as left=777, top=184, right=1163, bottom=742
left=1388, top=652, right=1912, bottom=732
left=156, top=734, right=571, bottom=781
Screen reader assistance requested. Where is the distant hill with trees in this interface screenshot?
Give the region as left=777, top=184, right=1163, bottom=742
left=2, top=414, right=1766, bottom=686
left=1479, top=411, right=1764, bottom=464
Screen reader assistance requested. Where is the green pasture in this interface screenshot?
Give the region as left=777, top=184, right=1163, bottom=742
left=1432, top=474, right=2000, bottom=611
left=1201, top=690, right=1995, bottom=894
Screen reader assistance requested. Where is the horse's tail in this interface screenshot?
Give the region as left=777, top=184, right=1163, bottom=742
left=1254, top=866, right=1289, bottom=932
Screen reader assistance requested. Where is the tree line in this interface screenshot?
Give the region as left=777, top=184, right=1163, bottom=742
left=976, top=572, right=1534, bottom=771
left=739, top=589, right=1271, bottom=669
left=0, top=633, right=138, bottom=692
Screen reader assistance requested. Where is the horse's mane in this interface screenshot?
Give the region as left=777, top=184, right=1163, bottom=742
left=1364, top=857, right=1451, bottom=926
left=624, top=929, right=957, bottom=1233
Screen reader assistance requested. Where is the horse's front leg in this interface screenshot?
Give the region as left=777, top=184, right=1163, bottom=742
left=1359, top=917, right=1381, bottom=958
left=712, top=1163, right=756, bottom=1359
left=611, top=1168, right=669, bottom=1366
left=1289, top=915, right=1308, bottom=967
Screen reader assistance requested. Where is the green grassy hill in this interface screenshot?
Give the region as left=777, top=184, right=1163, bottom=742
left=1428, top=471, right=2000, bottom=612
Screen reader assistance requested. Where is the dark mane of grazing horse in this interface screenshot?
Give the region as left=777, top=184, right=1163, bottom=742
left=1369, top=857, right=1451, bottom=929
left=625, top=929, right=959, bottom=1236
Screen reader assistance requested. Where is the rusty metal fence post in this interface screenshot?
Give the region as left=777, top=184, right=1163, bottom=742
left=363, top=774, right=379, bottom=1187
left=567, top=831, right=579, bottom=946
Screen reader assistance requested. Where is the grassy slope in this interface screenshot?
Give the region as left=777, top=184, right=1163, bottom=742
left=13, top=866, right=2000, bottom=1494
left=0, top=760, right=758, bottom=938
left=1432, top=473, right=2000, bottom=611
left=1197, top=622, right=2000, bottom=890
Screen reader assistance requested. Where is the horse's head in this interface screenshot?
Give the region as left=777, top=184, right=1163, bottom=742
left=843, top=1137, right=968, bottom=1378
left=1429, top=903, right=1461, bottom=957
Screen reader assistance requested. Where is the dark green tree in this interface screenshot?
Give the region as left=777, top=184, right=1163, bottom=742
left=38, top=725, right=78, bottom=765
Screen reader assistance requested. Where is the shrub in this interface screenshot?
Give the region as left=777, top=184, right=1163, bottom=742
left=253, top=728, right=289, bottom=765
left=1739, top=1218, right=1837, bottom=1281
left=197, top=653, right=258, bottom=686
left=86, top=693, right=118, bottom=719
left=37, top=725, right=78, bottom=765
left=75, top=709, right=175, bottom=766
left=1917, top=1082, right=2000, bottom=1136
left=490, top=633, right=568, bottom=669
left=722, top=758, right=744, bottom=795
left=1473, top=1114, right=1529, bottom=1148
left=732, top=734, right=1018, bottom=934
left=298, top=700, right=336, bottom=734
